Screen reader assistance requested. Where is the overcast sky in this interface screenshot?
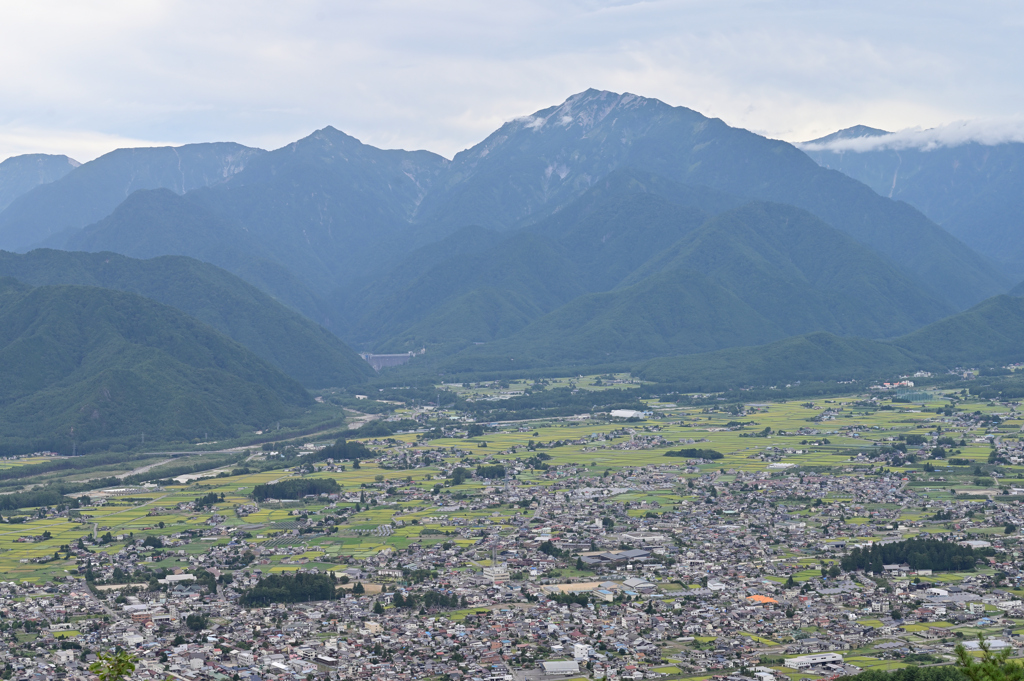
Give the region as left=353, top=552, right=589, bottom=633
left=1, top=0, right=1022, bottom=163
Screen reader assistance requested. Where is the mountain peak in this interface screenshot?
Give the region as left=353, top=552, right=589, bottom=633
left=802, top=125, right=891, bottom=147
left=515, top=89, right=660, bottom=134
left=287, top=125, right=364, bottom=153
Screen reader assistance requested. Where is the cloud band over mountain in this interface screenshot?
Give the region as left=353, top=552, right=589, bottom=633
left=800, top=118, right=1024, bottom=153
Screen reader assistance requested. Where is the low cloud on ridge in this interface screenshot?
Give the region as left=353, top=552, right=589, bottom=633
left=800, top=118, right=1024, bottom=153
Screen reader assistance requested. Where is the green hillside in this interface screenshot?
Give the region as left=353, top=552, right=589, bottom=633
left=622, top=201, right=953, bottom=337
left=0, top=279, right=311, bottom=452
left=383, top=287, right=546, bottom=354
left=0, top=249, right=374, bottom=388
left=341, top=178, right=720, bottom=351
left=532, top=181, right=716, bottom=291
left=422, top=202, right=953, bottom=372
left=892, top=295, right=1024, bottom=367
left=60, top=189, right=343, bottom=333
left=633, top=294, right=1024, bottom=390
left=634, top=333, right=923, bottom=388
left=350, top=232, right=587, bottom=351
left=437, top=269, right=787, bottom=372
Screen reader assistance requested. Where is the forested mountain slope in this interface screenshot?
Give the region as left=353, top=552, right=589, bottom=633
left=0, top=279, right=310, bottom=452
left=0, top=249, right=374, bottom=387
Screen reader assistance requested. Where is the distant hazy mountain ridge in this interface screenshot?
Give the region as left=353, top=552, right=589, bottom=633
left=0, top=90, right=1019, bottom=395
left=0, top=153, right=79, bottom=212
left=0, top=143, right=263, bottom=251
left=802, top=125, right=1024, bottom=280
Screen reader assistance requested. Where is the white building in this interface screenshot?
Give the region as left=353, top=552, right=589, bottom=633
left=610, top=409, right=647, bottom=419
left=543, top=660, right=581, bottom=676
left=784, top=653, right=844, bottom=670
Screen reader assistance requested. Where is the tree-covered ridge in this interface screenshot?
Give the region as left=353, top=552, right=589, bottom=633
left=634, top=294, right=1024, bottom=393
left=840, top=538, right=990, bottom=573
left=0, top=249, right=373, bottom=388
left=0, top=278, right=309, bottom=452
left=238, top=572, right=339, bottom=606
left=310, top=439, right=373, bottom=463
left=250, top=477, right=341, bottom=502
left=664, top=449, right=723, bottom=460
left=414, top=200, right=957, bottom=373
left=0, top=489, right=84, bottom=512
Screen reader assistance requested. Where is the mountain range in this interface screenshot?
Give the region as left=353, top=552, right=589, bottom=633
left=0, top=89, right=1022, bottom=438
left=802, top=127, right=1024, bottom=280
left=0, top=153, right=79, bottom=213
left=0, top=143, right=263, bottom=252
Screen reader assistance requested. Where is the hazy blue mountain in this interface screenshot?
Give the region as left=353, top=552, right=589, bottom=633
left=440, top=268, right=786, bottom=372
left=349, top=232, right=587, bottom=352
left=0, top=154, right=79, bottom=212
left=0, top=142, right=263, bottom=251
left=429, top=202, right=954, bottom=372
left=35, top=92, right=1006, bottom=317
left=181, top=126, right=451, bottom=288
left=0, top=249, right=373, bottom=388
left=620, top=201, right=953, bottom=337
left=0, top=278, right=310, bottom=450
left=634, top=294, right=1024, bottom=389
left=60, top=188, right=342, bottom=331
left=338, top=170, right=720, bottom=336
left=525, top=170, right=734, bottom=290
left=802, top=128, right=1024, bottom=279
left=341, top=173, right=726, bottom=352
left=12, top=90, right=1009, bottom=368
left=416, top=89, right=1007, bottom=309
left=59, top=127, right=452, bottom=294
left=633, top=332, right=923, bottom=388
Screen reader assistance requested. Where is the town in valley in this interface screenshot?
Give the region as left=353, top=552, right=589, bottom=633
left=0, top=374, right=1022, bottom=681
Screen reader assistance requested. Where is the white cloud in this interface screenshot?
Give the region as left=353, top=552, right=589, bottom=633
left=0, top=1, right=1021, bottom=162
left=799, top=119, right=1024, bottom=152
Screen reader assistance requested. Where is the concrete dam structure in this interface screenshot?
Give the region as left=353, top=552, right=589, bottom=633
left=359, top=349, right=425, bottom=372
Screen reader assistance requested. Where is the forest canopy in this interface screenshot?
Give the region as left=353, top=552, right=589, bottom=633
left=841, top=538, right=990, bottom=573
left=251, top=477, right=341, bottom=502
left=239, top=572, right=339, bottom=606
